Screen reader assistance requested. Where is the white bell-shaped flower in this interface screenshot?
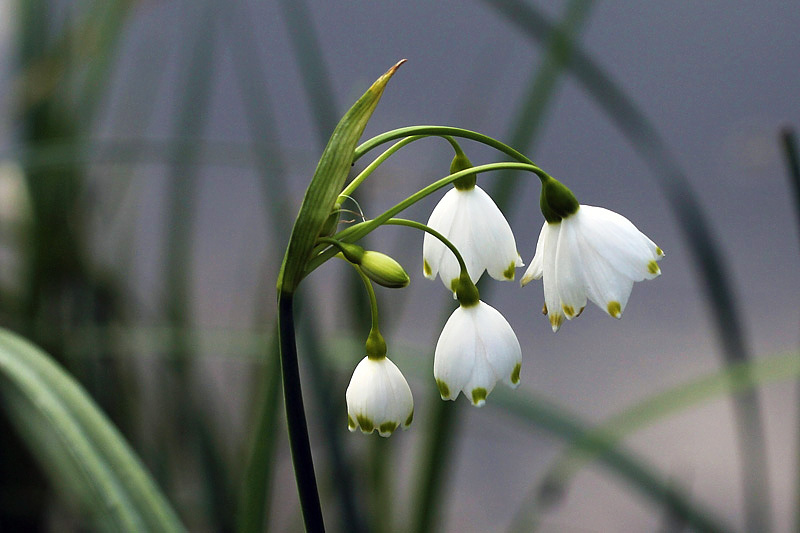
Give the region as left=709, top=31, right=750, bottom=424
left=346, top=356, right=414, bottom=437
left=521, top=205, right=664, bottom=332
left=433, top=301, right=522, bottom=406
left=423, top=185, right=523, bottom=293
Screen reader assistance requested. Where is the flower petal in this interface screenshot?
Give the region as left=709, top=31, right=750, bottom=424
left=471, top=302, right=522, bottom=390
left=424, top=186, right=522, bottom=292
left=520, top=221, right=548, bottom=285
left=346, top=356, right=414, bottom=436
left=434, top=302, right=521, bottom=406
left=423, top=188, right=459, bottom=282
left=467, top=186, right=523, bottom=281
left=433, top=307, right=476, bottom=399
left=554, top=219, right=588, bottom=319
left=574, top=228, right=634, bottom=317
left=540, top=223, right=565, bottom=331
left=576, top=206, right=662, bottom=281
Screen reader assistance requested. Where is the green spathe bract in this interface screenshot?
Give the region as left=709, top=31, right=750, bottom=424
left=278, top=60, right=406, bottom=295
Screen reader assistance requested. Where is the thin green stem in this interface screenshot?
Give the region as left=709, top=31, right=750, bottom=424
left=339, top=133, right=469, bottom=202
left=488, top=0, right=593, bottom=214
left=383, top=218, right=468, bottom=274
left=354, top=266, right=381, bottom=336
left=277, top=292, right=324, bottom=532
left=339, top=136, right=423, bottom=200
left=354, top=126, right=536, bottom=166
left=304, top=161, right=546, bottom=277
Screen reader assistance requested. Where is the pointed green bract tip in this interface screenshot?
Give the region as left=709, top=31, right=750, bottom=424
left=357, top=415, right=374, bottom=433
left=607, top=301, right=622, bottom=318
left=348, top=414, right=356, bottom=431
left=656, top=246, right=664, bottom=256
left=647, top=260, right=660, bottom=275
left=562, top=304, right=574, bottom=318
left=379, top=422, right=398, bottom=436
left=450, top=278, right=459, bottom=293
left=503, top=261, right=516, bottom=280
left=436, top=379, right=451, bottom=399
left=278, top=61, right=404, bottom=294
left=405, top=409, right=414, bottom=427
left=510, top=363, right=521, bottom=385
left=471, top=388, right=487, bottom=406
left=549, top=312, right=564, bottom=330
left=423, top=259, right=433, bottom=277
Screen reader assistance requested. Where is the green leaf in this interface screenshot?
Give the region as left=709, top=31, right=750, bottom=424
left=277, top=60, right=406, bottom=294
left=0, top=328, right=184, bottom=532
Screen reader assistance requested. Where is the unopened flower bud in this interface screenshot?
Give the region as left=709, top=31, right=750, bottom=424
left=333, top=241, right=410, bottom=288
left=360, top=250, right=410, bottom=288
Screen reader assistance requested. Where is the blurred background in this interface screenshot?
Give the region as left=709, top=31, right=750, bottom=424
left=1, top=0, right=799, bottom=531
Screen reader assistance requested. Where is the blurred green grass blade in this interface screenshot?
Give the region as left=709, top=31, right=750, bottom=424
left=514, top=351, right=800, bottom=530
left=482, top=2, right=771, bottom=530
left=492, top=387, right=732, bottom=533
left=779, top=127, right=800, bottom=533
left=369, top=437, right=394, bottom=533
left=236, top=331, right=282, bottom=533
left=224, top=4, right=365, bottom=531
left=75, top=1, right=135, bottom=126
left=223, top=3, right=291, bottom=233
left=488, top=0, right=593, bottom=213
left=161, top=4, right=236, bottom=529
left=0, top=328, right=184, bottom=531
left=4, top=138, right=274, bottom=171
left=223, top=6, right=288, bottom=531
left=278, top=0, right=339, bottom=144
left=410, top=398, right=461, bottom=533
left=780, top=128, right=800, bottom=249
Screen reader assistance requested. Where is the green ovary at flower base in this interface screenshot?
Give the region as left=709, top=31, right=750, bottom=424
left=422, top=150, right=523, bottom=294
left=521, top=175, right=665, bottom=332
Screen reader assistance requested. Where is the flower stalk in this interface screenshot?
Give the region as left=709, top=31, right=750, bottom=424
left=304, top=161, right=548, bottom=278
left=277, top=291, right=325, bottom=532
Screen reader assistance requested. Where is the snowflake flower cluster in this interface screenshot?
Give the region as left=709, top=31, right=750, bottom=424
left=345, top=155, right=663, bottom=437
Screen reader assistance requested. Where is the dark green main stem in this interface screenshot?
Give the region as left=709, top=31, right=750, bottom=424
left=277, top=292, right=325, bottom=532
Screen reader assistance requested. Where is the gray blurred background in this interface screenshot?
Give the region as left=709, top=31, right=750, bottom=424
left=2, top=1, right=799, bottom=531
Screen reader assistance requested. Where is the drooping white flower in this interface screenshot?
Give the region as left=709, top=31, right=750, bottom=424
left=434, top=301, right=522, bottom=406
left=423, top=185, right=523, bottom=292
left=521, top=205, right=664, bottom=332
left=346, top=356, right=414, bottom=437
